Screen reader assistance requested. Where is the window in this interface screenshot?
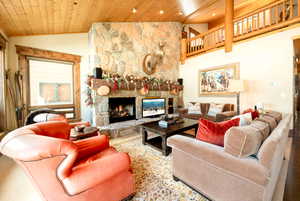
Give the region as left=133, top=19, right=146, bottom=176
left=16, top=46, right=81, bottom=121
left=29, top=59, right=73, bottom=106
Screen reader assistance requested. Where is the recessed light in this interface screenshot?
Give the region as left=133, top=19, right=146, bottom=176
left=159, top=10, right=164, bottom=15
left=178, top=11, right=183, bottom=16
left=212, top=13, right=216, bottom=17
left=132, top=8, right=137, bottom=13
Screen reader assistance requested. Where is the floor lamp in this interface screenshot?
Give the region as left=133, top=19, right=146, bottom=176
left=228, top=80, right=245, bottom=115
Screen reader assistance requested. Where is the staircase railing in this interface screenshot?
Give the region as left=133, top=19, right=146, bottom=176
left=182, top=0, right=300, bottom=61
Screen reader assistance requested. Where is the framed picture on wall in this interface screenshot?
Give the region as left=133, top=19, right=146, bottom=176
left=199, top=63, right=240, bottom=95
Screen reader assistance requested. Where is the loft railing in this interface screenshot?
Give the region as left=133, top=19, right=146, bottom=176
left=181, top=0, right=300, bottom=61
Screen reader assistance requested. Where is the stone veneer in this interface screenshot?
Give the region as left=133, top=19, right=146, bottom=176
left=92, top=90, right=179, bottom=127
left=88, top=22, right=182, bottom=81
left=88, top=22, right=182, bottom=128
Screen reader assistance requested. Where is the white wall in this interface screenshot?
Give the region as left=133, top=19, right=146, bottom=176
left=8, top=33, right=92, bottom=123
left=180, top=27, right=300, bottom=114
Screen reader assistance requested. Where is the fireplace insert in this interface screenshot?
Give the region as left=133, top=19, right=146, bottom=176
left=108, top=97, right=136, bottom=123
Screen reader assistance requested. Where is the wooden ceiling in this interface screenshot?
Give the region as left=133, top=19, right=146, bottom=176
left=0, top=0, right=280, bottom=37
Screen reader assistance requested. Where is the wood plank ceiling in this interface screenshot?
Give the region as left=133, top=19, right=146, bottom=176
left=0, top=0, right=279, bottom=36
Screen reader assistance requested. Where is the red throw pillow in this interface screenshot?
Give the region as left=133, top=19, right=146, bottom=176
left=243, top=109, right=259, bottom=120
left=196, top=118, right=240, bottom=146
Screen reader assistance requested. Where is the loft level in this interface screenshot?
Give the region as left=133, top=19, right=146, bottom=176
left=181, top=0, right=300, bottom=63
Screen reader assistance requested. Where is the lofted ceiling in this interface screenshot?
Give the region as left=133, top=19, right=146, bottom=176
left=0, top=0, right=279, bottom=37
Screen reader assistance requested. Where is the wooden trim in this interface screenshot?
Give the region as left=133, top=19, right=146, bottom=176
left=29, top=104, right=75, bottom=110
left=73, top=62, right=81, bottom=120
left=0, top=45, right=5, bottom=131
left=16, top=45, right=81, bottom=63
left=17, top=46, right=81, bottom=121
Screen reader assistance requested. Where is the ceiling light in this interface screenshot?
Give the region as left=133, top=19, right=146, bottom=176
left=159, top=10, right=164, bottom=15
left=132, top=8, right=137, bottom=13
left=178, top=11, right=183, bottom=16
left=212, top=13, right=216, bottom=17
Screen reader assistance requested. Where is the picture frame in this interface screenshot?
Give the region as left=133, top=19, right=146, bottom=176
left=199, top=63, right=240, bottom=96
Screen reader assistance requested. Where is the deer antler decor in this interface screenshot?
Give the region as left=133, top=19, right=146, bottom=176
left=143, top=42, right=166, bottom=75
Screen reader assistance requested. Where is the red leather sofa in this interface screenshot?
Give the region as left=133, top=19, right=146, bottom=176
left=0, top=121, right=135, bottom=201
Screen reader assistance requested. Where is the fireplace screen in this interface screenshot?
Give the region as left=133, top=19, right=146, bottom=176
left=108, top=97, right=136, bottom=123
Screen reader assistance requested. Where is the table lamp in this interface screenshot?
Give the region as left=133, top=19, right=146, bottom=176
left=228, top=79, right=245, bottom=115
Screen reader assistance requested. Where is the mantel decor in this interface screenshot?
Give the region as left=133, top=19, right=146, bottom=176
left=89, top=71, right=183, bottom=96
left=199, top=63, right=239, bottom=96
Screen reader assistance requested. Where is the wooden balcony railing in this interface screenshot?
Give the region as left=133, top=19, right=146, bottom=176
left=181, top=0, right=300, bottom=62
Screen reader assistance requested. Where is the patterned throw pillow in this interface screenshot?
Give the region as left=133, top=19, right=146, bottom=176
left=231, top=112, right=252, bottom=126
left=187, top=102, right=201, bottom=114
left=207, top=103, right=224, bottom=117
left=196, top=118, right=240, bottom=147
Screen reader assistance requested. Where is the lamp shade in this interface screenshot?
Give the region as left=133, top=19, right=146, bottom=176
left=228, top=79, right=245, bottom=92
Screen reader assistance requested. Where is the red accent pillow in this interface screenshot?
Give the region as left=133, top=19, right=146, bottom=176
left=196, top=118, right=240, bottom=146
left=243, top=109, right=259, bottom=120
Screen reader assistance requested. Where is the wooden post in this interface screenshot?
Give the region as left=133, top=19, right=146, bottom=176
left=225, top=0, right=234, bottom=52
left=180, top=38, right=187, bottom=64
left=298, top=0, right=300, bottom=17
left=290, top=0, right=294, bottom=19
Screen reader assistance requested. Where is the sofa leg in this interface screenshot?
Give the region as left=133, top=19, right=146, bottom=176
left=121, top=194, right=135, bottom=201
left=173, top=175, right=180, bottom=182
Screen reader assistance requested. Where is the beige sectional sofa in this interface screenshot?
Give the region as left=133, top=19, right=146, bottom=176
left=167, top=112, right=291, bottom=201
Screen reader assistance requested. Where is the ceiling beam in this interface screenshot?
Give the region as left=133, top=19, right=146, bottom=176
left=183, top=0, right=219, bottom=24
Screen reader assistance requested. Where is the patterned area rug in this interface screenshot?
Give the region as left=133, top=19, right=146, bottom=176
left=111, top=133, right=209, bottom=201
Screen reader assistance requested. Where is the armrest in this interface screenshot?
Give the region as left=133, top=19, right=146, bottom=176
left=62, top=152, right=131, bottom=195
left=69, top=121, right=91, bottom=129
left=74, top=135, right=109, bottom=161
left=167, top=135, right=269, bottom=186
left=216, top=111, right=237, bottom=122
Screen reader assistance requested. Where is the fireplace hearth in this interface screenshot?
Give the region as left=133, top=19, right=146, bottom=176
left=108, top=97, right=136, bottom=123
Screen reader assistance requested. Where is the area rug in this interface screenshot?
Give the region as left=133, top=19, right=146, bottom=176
left=111, top=133, right=209, bottom=201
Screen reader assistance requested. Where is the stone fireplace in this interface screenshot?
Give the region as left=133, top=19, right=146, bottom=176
left=88, top=22, right=182, bottom=128
left=108, top=97, right=136, bottom=123
left=92, top=90, right=180, bottom=127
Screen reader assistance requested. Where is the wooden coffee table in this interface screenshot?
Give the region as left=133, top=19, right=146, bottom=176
left=141, top=118, right=198, bottom=156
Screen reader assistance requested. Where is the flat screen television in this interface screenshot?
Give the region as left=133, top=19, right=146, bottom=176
left=142, top=98, right=166, bottom=118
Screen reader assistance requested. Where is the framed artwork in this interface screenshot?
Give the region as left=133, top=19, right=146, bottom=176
left=199, top=63, right=240, bottom=95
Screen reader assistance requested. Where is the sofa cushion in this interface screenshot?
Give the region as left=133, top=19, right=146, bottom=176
left=249, top=120, right=270, bottom=140
left=207, top=103, right=224, bottom=117
left=187, top=102, right=201, bottom=114
left=224, top=126, right=263, bottom=158
left=264, top=110, right=282, bottom=123
left=257, top=115, right=277, bottom=132
left=196, top=118, right=240, bottom=146
left=231, top=112, right=252, bottom=126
